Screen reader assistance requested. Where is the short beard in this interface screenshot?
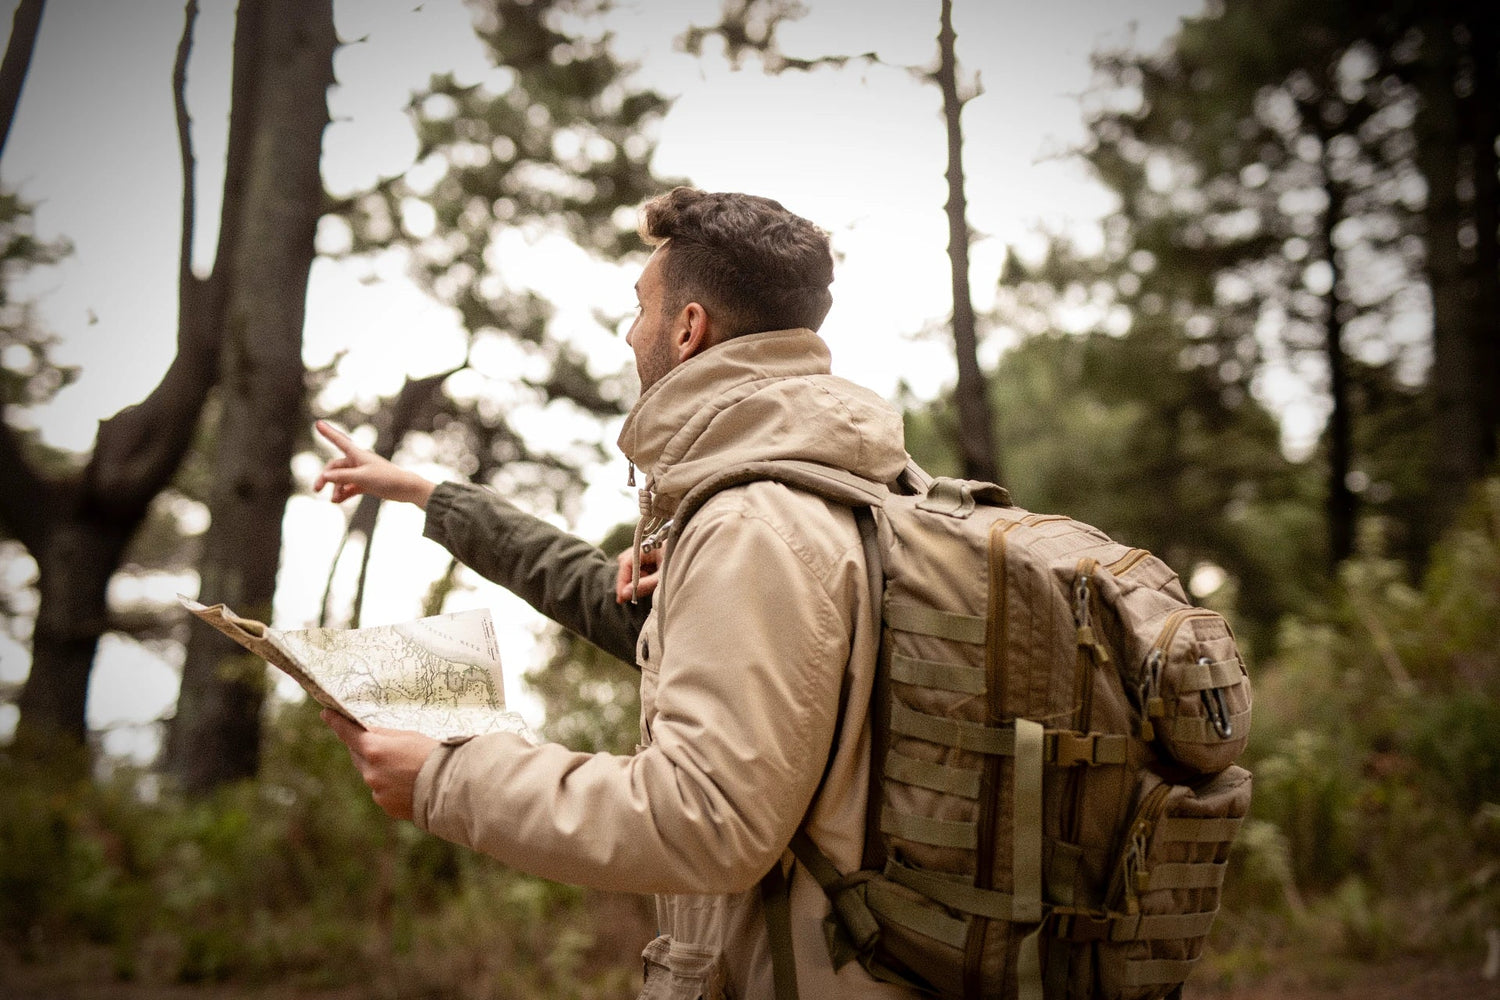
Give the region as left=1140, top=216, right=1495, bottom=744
left=636, top=322, right=678, bottom=393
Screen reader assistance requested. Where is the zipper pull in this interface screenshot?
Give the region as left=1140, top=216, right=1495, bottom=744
left=627, top=461, right=636, bottom=488
left=1122, top=827, right=1149, bottom=915
left=1073, top=562, right=1111, bottom=664
left=1138, top=649, right=1164, bottom=741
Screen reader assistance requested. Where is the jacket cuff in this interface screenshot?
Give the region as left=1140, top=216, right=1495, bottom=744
left=422, top=480, right=465, bottom=550
left=411, top=741, right=456, bottom=834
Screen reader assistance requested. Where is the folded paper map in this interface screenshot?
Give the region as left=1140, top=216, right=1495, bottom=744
left=179, top=597, right=534, bottom=743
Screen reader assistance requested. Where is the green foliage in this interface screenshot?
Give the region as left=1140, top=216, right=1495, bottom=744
left=906, top=323, right=1322, bottom=656
left=331, top=0, right=680, bottom=521
left=0, top=699, right=649, bottom=996
left=1218, top=477, right=1500, bottom=962
left=0, top=189, right=78, bottom=471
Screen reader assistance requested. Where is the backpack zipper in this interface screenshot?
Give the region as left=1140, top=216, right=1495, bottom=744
left=1110, top=780, right=1173, bottom=915
left=1105, top=547, right=1150, bottom=576
left=1064, top=558, right=1117, bottom=843
left=966, top=518, right=1024, bottom=996
left=1137, top=609, right=1217, bottom=740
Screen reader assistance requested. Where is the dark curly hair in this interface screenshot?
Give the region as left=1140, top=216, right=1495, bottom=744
left=638, top=187, right=834, bottom=339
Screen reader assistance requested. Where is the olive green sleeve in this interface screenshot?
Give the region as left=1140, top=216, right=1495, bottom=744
left=422, top=480, right=647, bottom=665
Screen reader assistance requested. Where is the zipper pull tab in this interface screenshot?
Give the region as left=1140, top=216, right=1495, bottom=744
left=1073, top=562, right=1110, bottom=664
left=627, top=461, right=636, bottom=488
left=1138, top=649, right=1164, bottom=741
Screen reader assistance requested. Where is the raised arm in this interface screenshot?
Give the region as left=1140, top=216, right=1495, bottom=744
left=314, top=421, right=648, bottom=661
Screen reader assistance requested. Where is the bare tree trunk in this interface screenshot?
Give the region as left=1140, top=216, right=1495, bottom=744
left=1466, top=11, right=1498, bottom=470
left=165, top=0, right=335, bottom=795
left=1320, top=157, right=1355, bottom=565
left=935, top=0, right=998, bottom=485
left=3, top=2, right=227, bottom=768
left=1416, top=20, right=1482, bottom=537
left=0, top=0, right=44, bottom=159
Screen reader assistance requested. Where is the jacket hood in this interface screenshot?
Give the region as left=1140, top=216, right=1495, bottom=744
left=617, top=328, right=908, bottom=514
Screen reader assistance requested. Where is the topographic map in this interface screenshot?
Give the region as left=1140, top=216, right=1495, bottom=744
left=179, top=597, right=534, bottom=743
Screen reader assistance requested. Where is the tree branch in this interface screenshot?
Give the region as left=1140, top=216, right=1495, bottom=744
left=86, top=0, right=272, bottom=514
left=174, top=0, right=199, bottom=303
left=0, top=0, right=44, bottom=163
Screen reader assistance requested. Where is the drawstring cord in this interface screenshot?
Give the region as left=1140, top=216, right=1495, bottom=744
left=630, top=486, right=652, bottom=603
left=628, top=466, right=669, bottom=603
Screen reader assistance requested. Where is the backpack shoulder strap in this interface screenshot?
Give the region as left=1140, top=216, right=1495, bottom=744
left=671, top=458, right=892, bottom=538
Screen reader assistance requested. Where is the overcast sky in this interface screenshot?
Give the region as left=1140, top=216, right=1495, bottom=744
left=0, top=0, right=1203, bottom=755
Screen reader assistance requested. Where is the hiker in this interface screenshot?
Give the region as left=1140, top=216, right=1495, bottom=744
left=315, top=187, right=917, bottom=998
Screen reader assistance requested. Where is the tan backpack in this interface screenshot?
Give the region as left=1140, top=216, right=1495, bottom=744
left=668, top=460, right=1253, bottom=1000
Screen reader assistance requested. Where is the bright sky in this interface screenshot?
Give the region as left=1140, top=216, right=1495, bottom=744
left=0, top=0, right=1203, bottom=758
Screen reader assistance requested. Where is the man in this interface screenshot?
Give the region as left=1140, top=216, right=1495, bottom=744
left=315, top=187, right=916, bottom=998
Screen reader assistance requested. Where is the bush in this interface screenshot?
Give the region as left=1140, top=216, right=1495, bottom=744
left=0, top=697, right=651, bottom=996
left=1218, top=478, right=1500, bottom=964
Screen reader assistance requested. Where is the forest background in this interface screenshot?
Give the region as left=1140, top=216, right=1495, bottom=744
left=1, top=0, right=1497, bottom=997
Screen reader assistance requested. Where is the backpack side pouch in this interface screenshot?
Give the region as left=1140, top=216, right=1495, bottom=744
left=1137, top=610, right=1251, bottom=774
left=1089, top=764, right=1252, bottom=1000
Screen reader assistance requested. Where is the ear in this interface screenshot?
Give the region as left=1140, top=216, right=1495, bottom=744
left=674, top=301, right=713, bottom=362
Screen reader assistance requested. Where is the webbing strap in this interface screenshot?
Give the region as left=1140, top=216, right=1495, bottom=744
left=891, top=702, right=1129, bottom=769
left=1013, top=719, right=1045, bottom=1000
left=890, top=652, right=987, bottom=694
left=885, top=860, right=1019, bottom=921
left=1013, top=719, right=1044, bottom=923
left=1109, top=909, right=1220, bottom=941
left=760, top=860, right=801, bottom=1000
left=885, top=750, right=982, bottom=798
left=865, top=880, right=970, bottom=950
left=881, top=805, right=977, bottom=849
left=1123, top=958, right=1199, bottom=986
left=1061, top=906, right=1221, bottom=943
left=1157, top=815, right=1244, bottom=843
left=1016, top=925, right=1044, bottom=1000
left=1162, top=708, right=1251, bottom=744
left=885, top=600, right=987, bottom=644
left=1143, top=861, right=1228, bottom=891
left=787, top=831, right=881, bottom=953
left=890, top=700, right=1017, bottom=755
left=1178, top=658, right=1243, bottom=692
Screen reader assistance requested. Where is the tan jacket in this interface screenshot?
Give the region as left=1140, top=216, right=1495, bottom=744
left=414, top=328, right=918, bottom=999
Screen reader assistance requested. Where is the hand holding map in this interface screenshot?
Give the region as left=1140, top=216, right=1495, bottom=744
left=179, top=597, right=534, bottom=744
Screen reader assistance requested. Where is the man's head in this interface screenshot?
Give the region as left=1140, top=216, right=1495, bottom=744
left=625, top=187, right=834, bottom=392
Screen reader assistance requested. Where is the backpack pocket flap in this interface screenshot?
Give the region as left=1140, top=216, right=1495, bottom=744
left=1139, top=611, right=1251, bottom=773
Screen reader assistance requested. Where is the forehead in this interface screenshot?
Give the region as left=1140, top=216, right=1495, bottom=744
left=636, top=245, right=668, bottom=295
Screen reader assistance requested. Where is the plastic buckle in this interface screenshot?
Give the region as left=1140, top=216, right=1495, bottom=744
left=1051, top=731, right=1096, bottom=767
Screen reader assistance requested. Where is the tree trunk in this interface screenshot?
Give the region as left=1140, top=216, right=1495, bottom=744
left=1321, top=156, right=1355, bottom=565
left=3, top=2, right=226, bottom=769
left=1416, top=20, right=1483, bottom=536
left=165, top=0, right=335, bottom=795
left=935, top=0, right=998, bottom=485
left=13, top=513, right=127, bottom=764
left=1465, top=10, right=1498, bottom=470
left=0, top=0, right=44, bottom=159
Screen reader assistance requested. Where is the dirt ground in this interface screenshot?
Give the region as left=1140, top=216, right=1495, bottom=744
left=4, top=951, right=1499, bottom=999
left=1192, top=957, right=1500, bottom=1000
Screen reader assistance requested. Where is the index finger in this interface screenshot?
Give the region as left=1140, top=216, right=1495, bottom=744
left=314, top=420, right=361, bottom=457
